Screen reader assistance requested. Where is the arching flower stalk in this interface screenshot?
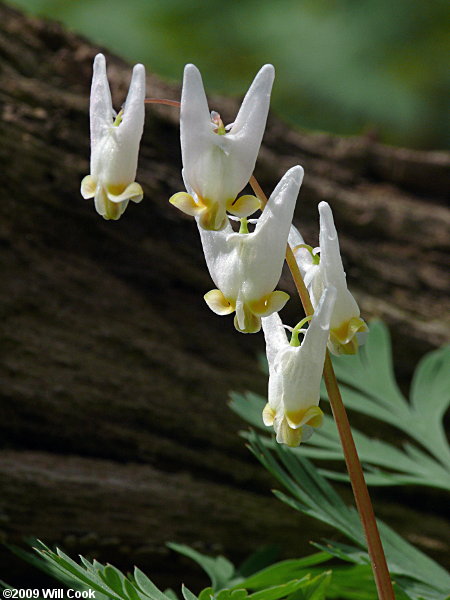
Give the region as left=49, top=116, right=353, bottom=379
left=200, top=166, right=303, bottom=333
left=289, top=201, right=368, bottom=354
left=81, top=53, right=146, bottom=220
left=170, top=63, right=275, bottom=230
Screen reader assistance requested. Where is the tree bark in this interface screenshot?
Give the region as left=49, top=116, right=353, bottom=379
left=0, top=2, right=448, bottom=589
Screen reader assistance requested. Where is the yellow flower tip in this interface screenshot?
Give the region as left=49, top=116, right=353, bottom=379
left=107, top=181, right=144, bottom=204
left=169, top=192, right=202, bottom=217
left=332, top=335, right=359, bottom=355
left=204, top=289, right=235, bottom=315
left=262, top=403, right=276, bottom=426
left=103, top=197, right=125, bottom=220
left=234, top=301, right=261, bottom=334
left=286, top=406, right=324, bottom=429
left=330, top=317, right=368, bottom=355
left=248, top=291, right=290, bottom=317
left=81, top=175, right=96, bottom=199
left=198, top=210, right=228, bottom=231
left=278, top=418, right=303, bottom=447
left=226, top=194, right=261, bottom=218
left=198, top=199, right=228, bottom=231
left=233, top=312, right=261, bottom=334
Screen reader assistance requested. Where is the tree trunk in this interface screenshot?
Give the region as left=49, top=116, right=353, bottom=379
left=0, top=2, right=448, bottom=589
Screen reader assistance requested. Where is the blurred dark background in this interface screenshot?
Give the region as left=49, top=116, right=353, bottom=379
left=6, top=0, right=450, bottom=150
left=0, top=0, right=449, bottom=591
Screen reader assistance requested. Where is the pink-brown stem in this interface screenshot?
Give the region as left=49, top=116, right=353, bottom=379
left=144, top=96, right=395, bottom=598
left=250, top=175, right=395, bottom=600
left=145, top=98, right=181, bottom=107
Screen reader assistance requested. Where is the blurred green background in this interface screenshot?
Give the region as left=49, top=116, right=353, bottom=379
left=8, top=0, right=449, bottom=149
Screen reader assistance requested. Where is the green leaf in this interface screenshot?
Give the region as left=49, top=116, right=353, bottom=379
left=216, top=590, right=247, bottom=600
left=247, top=432, right=450, bottom=600
left=6, top=543, right=78, bottom=588
left=247, top=577, right=310, bottom=600
left=315, top=564, right=378, bottom=600
left=311, top=541, right=369, bottom=566
left=134, top=567, right=172, bottom=600
left=123, top=578, right=145, bottom=600
left=100, top=564, right=126, bottom=592
left=411, top=345, right=450, bottom=418
left=233, top=554, right=331, bottom=590
left=230, top=590, right=248, bottom=600
left=181, top=585, right=198, bottom=600
left=324, top=322, right=450, bottom=470
left=232, top=322, right=450, bottom=491
left=31, top=547, right=122, bottom=600
left=236, top=546, right=281, bottom=578
left=167, top=543, right=234, bottom=590
left=286, top=571, right=331, bottom=600
left=198, top=588, right=214, bottom=600
left=410, top=344, right=450, bottom=465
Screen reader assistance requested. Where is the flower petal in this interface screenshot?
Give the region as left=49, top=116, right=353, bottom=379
left=216, top=65, right=274, bottom=203
left=169, top=192, right=203, bottom=217
left=204, top=289, right=235, bottom=315
left=329, top=316, right=369, bottom=355
left=198, top=201, right=228, bottom=231
left=94, top=187, right=128, bottom=220
left=229, top=64, right=275, bottom=140
left=81, top=175, right=97, bottom=199
left=275, top=417, right=303, bottom=447
left=226, top=194, right=261, bottom=218
left=180, top=64, right=216, bottom=198
left=318, top=201, right=360, bottom=321
left=281, top=286, right=336, bottom=418
left=244, top=166, right=303, bottom=299
left=249, top=290, right=290, bottom=317
left=262, top=403, right=276, bottom=426
left=107, top=181, right=143, bottom=203
left=234, top=300, right=261, bottom=333
left=120, top=63, right=146, bottom=138
left=286, top=405, right=324, bottom=429
left=262, top=312, right=289, bottom=369
left=90, top=54, right=113, bottom=154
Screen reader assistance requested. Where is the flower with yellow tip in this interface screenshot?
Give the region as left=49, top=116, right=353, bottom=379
left=200, top=165, right=303, bottom=333
left=290, top=201, right=368, bottom=355
left=262, top=286, right=336, bottom=447
left=170, top=62, right=275, bottom=231
left=81, top=53, right=145, bottom=220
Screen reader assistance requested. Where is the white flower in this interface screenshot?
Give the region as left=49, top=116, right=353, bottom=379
left=262, top=286, right=336, bottom=447
left=200, top=165, right=303, bottom=333
left=81, top=53, right=145, bottom=220
left=290, top=201, right=368, bottom=355
left=170, top=63, right=275, bottom=230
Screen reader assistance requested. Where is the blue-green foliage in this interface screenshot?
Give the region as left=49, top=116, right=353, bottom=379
left=2, top=322, right=448, bottom=599
left=230, top=321, right=450, bottom=490
left=246, top=432, right=450, bottom=600
left=1, top=541, right=379, bottom=600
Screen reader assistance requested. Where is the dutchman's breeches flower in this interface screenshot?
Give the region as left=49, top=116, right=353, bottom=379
left=170, top=63, right=275, bottom=231
left=289, top=202, right=368, bottom=355
left=199, top=165, right=303, bottom=333
left=262, top=286, right=336, bottom=447
left=81, top=53, right=146, bottom=220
